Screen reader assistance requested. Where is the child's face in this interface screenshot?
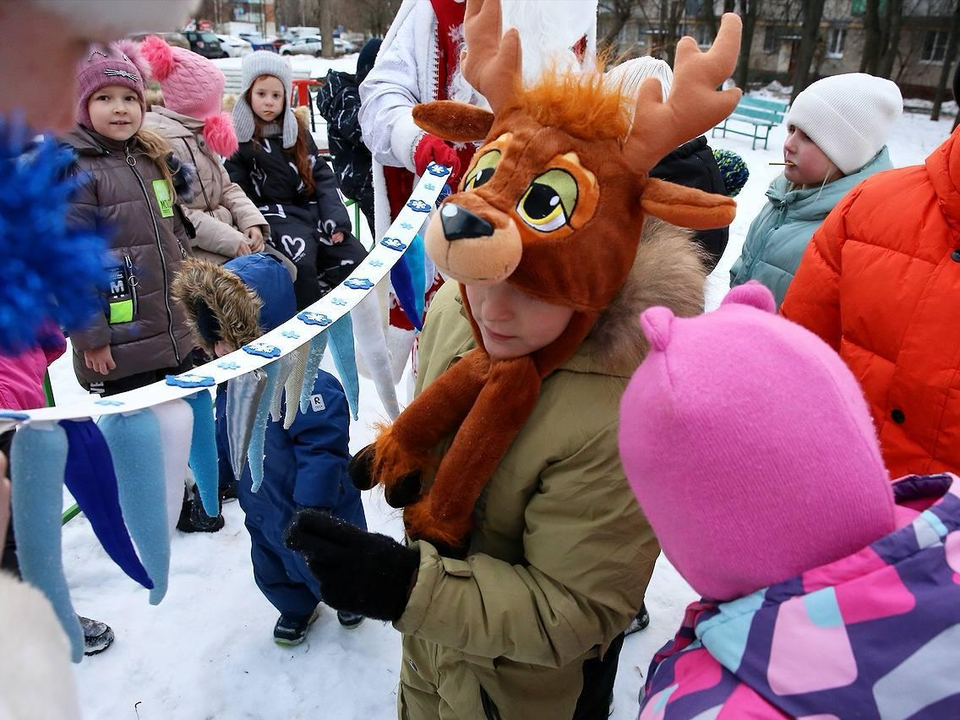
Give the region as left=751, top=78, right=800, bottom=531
left=87, top=85, right=142, bottom=142
left=465, top=282, right=574, bottom=360
left=782, top=125, right=841, bottom=186
left=214, top=341, right=235, bottom=358
left=250, top=76, right=286, bottom=123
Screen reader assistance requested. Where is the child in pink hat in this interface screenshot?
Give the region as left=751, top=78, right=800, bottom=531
left=141, top=36, right=270, bottom=265
left=619, top=282, right=960, bottom=718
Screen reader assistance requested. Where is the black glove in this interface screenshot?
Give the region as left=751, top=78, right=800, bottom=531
left=285, top=509, right=420, bottom=622
left=348, top=444, right=423, bottom=508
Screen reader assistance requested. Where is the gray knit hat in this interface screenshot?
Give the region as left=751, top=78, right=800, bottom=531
left=233, top=51, right=298, bottom=149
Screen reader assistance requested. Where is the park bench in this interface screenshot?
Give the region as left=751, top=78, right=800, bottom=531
left=712, top=96, right=789, bottom=151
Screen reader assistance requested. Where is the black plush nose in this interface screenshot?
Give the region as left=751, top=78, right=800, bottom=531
left=440, top=203, right=494, bottom=241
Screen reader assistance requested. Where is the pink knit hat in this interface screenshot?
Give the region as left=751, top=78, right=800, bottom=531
left=618, top=282, right=895, bottom=601
left=139, top=36, right=237, bottom=157
left=75, top=41, right=149, bottom=130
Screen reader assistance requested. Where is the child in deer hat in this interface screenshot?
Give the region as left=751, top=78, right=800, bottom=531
left=620, top=282, right=960, bottom=718
left=284, top=2, right=745, bottom=717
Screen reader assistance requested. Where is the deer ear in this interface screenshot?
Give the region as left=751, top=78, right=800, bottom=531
left=413, top=101, right=495, bottom=142
left=640, top=178, right=737, bottom=230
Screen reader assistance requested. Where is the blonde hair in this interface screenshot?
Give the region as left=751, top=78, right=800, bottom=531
left=134, top=127, right=177, bottom=201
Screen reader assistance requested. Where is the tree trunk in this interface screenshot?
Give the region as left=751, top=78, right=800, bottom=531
left=734, top=0, right=759, bottom=89
left=790, top=0, right=825, bottom=103
left=933, top=2, right=960, bottom=121
left=320, top=0, right=335, bottom=58
left=599, top=0, right=635, bottom=52
left=702, top=0, right=719, bottom=40
left=860, top=0, right=881, bottom=73
left=877, top=0, right=903, bottom=79
left=724, top=0, right=737, bottom=13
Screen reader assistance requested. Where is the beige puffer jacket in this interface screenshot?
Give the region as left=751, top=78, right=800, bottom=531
left=144, top=107, right=269, bottom=264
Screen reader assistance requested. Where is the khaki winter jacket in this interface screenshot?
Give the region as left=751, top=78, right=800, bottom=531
left=65, top=127, right=194, bottom=388
left=144, top=107, right=269, bottom=264
left=394, top=220, right=707, bottom=720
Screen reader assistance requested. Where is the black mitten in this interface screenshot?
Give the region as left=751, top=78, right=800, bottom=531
left=285, top=509, right=420, bottom=622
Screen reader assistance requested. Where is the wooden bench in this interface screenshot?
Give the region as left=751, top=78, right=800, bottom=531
left=712, top=96, right=789, bottom=151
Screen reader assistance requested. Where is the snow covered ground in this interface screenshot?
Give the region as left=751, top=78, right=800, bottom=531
left=46, top=80, right=956, bottom=718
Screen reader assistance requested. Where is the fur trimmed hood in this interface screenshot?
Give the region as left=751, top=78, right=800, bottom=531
left=171, top=256, right=266, bottom=357
left=578, top=217, right=707, bottom=377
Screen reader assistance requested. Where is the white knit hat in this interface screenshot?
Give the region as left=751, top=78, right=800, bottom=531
left=232, top=51, right=298, bottom=149
left=607, top=56, right=673, bottom=102
left=787, top=73, right=902, bottom=175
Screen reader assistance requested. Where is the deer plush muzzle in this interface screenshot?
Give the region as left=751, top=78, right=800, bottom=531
left=424, top=193, right=522, bottom=285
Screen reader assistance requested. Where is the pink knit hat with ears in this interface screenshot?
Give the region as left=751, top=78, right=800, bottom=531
left=618, top=282, right=895, bottom=602
left=139, top=36, right=238, bottom=157
left=75, top=41, right=149, bottom=130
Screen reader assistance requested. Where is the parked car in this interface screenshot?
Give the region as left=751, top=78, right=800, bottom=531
left=217, top=34, right=253, bottom=58
left=128, top=31, right=189, bottom=50
left=183, top=30, right=225, bottom=59
left=279, top=36, right=354, bottom=56
left=240, top=33, right=282, bottom=53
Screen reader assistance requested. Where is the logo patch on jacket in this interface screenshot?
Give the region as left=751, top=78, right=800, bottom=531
left=309, top=393, right=325, bottom=412
left=152, top=179, right=174, bottom=218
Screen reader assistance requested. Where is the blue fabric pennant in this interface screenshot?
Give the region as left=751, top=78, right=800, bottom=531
left=328, top=315, right=360, bottom=420
left=408, top=233, right=427, bottom=322
left=299, top=334, right=328, bottom=414
left=10, top=422, right=85, bottom=662
left=390, top=255, right=423, bottom=332
left=184, top=391, right=220, bottom=518
left=60, top=419, right=153, bottom=589
left=249, top=362, right=280, bottom=493
left=98, top=411, right=170, bottom=605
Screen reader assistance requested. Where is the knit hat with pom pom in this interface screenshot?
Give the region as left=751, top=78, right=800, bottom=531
left=618, top=282, right=895, bottom=601
left=139, top=36, right=237, bottom=157
left=75, top=41, right=149, bottom=130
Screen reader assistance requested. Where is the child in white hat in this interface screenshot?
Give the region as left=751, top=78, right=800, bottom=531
left=730, top=73, right=902, bottom=306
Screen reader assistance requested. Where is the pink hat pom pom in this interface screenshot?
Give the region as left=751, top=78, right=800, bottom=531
left=203, top=113, right=239, bottom=158
left=140, top=35, right=176, bottom=81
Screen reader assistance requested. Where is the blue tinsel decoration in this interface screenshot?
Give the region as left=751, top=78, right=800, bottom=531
left=0, top=113, right=108, bottom=352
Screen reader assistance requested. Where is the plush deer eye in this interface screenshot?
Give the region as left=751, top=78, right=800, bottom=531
left=516, top=169, right=579, bottom=233
left=463, top=150, right=501, bottom=190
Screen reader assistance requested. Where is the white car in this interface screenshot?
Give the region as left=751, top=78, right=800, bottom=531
left=279, top=36, right=353, bottom=56
left=217, top=34, right=253, bottom=58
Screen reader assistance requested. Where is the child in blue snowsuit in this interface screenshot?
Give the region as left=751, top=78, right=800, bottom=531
left=172, top=253, right=366, bottom=644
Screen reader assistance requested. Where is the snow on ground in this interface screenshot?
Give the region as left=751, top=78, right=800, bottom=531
left=48, top=98, right=955, bottom=718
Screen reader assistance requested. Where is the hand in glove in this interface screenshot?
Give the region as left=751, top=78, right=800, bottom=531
left=285, top=509, right=420, bottom=622
left=349, top=444, right=423, bottom=508
left=414, top=134, right=461, bottom=187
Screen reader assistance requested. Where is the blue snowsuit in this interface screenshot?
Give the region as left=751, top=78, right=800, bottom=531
left=215, top=254, right=366, bottom=619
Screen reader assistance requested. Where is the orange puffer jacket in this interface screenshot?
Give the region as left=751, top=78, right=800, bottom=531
left=781, top=127, right=960, bottom=478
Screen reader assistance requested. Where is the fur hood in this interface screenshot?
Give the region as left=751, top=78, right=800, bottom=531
left=579, top=217, right=707, bottom=376
left=171, top=257, right=263, bottom=357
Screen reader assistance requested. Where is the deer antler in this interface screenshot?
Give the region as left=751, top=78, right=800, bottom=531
left=625, top=13, right=743, bottom=174
left=461, top=0, right=523, bottom=113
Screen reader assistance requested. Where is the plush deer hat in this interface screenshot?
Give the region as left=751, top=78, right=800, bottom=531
left=358, top=0, right=742, bottom=552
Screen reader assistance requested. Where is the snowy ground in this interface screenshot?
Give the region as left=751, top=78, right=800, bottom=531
left=47, top=84, right=956, bottom=718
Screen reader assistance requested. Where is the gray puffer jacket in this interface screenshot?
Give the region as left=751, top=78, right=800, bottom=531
left=65, top=126, right=195, bottom=388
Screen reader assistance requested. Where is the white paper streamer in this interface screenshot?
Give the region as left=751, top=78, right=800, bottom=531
left=0, top=166, right=451, bottom=427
